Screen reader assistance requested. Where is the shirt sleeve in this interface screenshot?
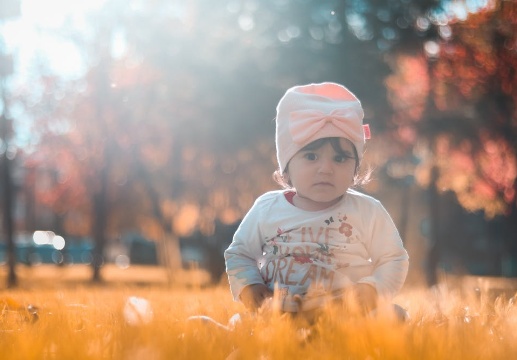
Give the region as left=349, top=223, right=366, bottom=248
left=356, top=200, right=409, bottom=298
left=224, top=197, right=267, bottom=301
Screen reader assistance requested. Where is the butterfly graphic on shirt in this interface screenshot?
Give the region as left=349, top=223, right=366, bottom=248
left=275, top=227, right=295, bottom=243
left=324, top=216, right=334, bottom=226
left=315, top=243, right=335, bottom=257
left=265, top=228, right=293, bottom=255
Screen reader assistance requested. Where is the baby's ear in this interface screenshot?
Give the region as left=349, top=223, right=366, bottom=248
left=283, top=171, right=291, bottom=184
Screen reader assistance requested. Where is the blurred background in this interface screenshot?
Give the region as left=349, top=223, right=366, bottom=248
left=0, top=0, right=515, bottom=288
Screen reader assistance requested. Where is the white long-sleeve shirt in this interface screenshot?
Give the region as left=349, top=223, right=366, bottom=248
left=224, top=189, right=409, bottom=311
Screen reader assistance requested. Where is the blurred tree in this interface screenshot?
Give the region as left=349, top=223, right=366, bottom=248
left=425, top=3, right=516, bottom=283
left=379, top=1, right=517, bottom=283
left=1, top=0, right=21, bottom=288
left=17, top=1, right=153, bottom=281
left=419, top=3, right=516, bottom=217
left=0, top=82, right=17, bottom=288
left=9, top=0, right=515, bottom=285
left=16, top=0, right=285, bottom=281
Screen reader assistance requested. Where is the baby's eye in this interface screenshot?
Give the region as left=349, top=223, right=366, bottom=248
left=304, top=153, right=318, bottom=161
left=334, top=154, right=354, bottom=163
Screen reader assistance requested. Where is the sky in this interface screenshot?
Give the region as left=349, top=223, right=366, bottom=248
left=0, top=0, right=109, bottom=148
left=1, top=0, right=109, bottom=81
left=1, top=0, right=495, bottom=87
left=0, top=0, right=497, bottom=149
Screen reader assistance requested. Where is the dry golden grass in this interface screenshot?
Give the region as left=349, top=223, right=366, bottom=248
left=1, top=265, right=517, bottom=359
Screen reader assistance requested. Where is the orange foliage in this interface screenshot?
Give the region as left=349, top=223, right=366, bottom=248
left=389, top=1, right=517, bottom=216
left=385, top=54, right=430, bottom=126
left=423, top=131, right=516, bottom=217
left=173, top=203, right=200, bottom=237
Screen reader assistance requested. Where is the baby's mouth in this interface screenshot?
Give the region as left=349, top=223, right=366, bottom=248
left=314, top=182, right=333, bottom=187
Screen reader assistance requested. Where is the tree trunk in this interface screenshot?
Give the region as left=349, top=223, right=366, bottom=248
left=398, top=180, right=412, bottom=245
left=2, top=152, right=16, bottom=288
left=133, top=137, right=183, bottom=285
left=1, top=83, right=17, bottom=288
left=157, top=233, right=182, bottom=284
left=502, top=179, right=517, bottom=276
left=90, top=39, right=111, bottom=283
left=143, top=172, right=183, bottom=285
left=91, top=168, right=108, bottom=283
left=426, top=165, right=440, bottom=286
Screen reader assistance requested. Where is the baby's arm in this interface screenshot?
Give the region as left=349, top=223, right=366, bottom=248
left=358, top=202, right=409, bottom=297
left=225, top=240, right=265, bottom=302
left=224, top=202, right=268, bottom=304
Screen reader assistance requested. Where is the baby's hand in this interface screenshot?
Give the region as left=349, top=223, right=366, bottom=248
left=240, top=283, right=274, bottom=311
left=351, top=283, right=378, bottom=312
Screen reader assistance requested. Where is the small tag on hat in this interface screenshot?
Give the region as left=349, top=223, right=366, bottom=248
left=363, top=124, right=371, bottom=140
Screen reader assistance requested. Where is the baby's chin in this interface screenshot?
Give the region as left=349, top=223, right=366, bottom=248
left=310, top=194, right=345, bottom=206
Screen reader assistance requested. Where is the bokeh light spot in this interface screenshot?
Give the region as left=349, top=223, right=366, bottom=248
left=424, top=41, right=440, bottom=58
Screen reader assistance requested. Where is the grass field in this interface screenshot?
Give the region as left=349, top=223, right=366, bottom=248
left=1, top=265, right=517, bottom=359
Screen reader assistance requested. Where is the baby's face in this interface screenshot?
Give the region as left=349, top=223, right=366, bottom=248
left=286, top=138, right=356, bottom=211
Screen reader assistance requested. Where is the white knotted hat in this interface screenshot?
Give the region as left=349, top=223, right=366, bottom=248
left=275, top=82, right=369, bottom=172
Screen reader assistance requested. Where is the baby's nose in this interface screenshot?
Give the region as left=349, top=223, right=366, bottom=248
left=318, top=158, right=334, bottom=173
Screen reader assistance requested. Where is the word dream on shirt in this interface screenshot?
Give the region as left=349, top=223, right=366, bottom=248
left=262, top=217, right=358, bottom=291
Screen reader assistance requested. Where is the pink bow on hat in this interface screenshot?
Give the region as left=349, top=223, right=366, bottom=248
left=288, top=108, right=366, bottom=145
